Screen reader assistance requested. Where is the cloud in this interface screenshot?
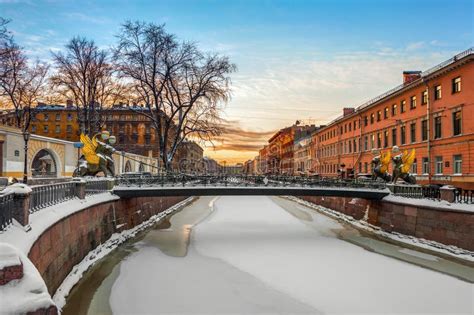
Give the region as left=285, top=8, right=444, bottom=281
left=405, top=41, right=425, bottom=51
left=204, top=120, right=276, bottom=152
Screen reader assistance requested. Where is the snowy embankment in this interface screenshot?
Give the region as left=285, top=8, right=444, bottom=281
left=0, top=192, right=120, bottom=253
left=53, top=196, right=195, bottom=309
left=0, top=244, right=54, bottom=314
left=193, top=196, right=473, bottom=314
left=287, top=196, right=474, bottom=262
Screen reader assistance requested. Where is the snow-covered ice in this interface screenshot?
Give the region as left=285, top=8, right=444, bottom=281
left=193, top=196, right=473, bottom=314
left=107, top=196, right=473, bottom=314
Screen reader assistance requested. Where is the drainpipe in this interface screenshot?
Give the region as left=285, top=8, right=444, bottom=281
left=424, top=78, right=431, bottom=185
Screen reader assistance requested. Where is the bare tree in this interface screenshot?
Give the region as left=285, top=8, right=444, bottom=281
left=114, top=21, right=235, bottom=170
left=0, top=37, right=49, bottom=131
left=50, top=37, right=117, bottom=135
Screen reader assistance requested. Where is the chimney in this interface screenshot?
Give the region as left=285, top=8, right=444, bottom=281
left=403, top=71, right=422, bottom=84
left=343, top=108, right=355, bottom=117
left=66, top=99, right=74, bottom=108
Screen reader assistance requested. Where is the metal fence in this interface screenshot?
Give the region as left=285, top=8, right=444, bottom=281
left=455, top=188, right=474, bottom=204
left=29, top=182, right=77, bottom=213
left=85, top=179, right=113, bottom=195
left=115, top=173, right=387, bottom=190
left=0, top=192, right=14, bottom=231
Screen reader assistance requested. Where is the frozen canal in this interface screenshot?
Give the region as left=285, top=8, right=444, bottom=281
left=63, top=196, right=474, bottom=314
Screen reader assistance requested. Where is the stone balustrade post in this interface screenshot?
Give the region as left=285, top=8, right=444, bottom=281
left=8, top=183, right=32, bottom=230
left=440, top=185, right=456, bottom=203
left=106, top=178, right=116, bottom=191
left=73, top=178, right=86, bottom=199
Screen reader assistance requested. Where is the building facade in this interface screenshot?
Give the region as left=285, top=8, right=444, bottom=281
left=310, top=48, right=474, bottom=188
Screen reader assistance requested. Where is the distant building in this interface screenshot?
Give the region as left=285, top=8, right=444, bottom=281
left=174, top=140, right=204, bottom=173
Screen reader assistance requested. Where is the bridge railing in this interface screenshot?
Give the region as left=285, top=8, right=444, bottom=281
left=0, top=178, right=115, bottom=231
left=30, top=182, right=77, bottom=213
left=0, top=191, right=14, bottom=231
left=115, top=173, right=388, bottom=190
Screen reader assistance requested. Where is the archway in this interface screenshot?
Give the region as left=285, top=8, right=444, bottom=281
left=31, top=149, right=58, bottom=177
left=124, top=160, right=132, bottom=173
left=138, top=162, right=145, bottom=172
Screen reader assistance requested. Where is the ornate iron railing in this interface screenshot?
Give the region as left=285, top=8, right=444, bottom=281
left=115, top=173, right=388, bottom=190
left=454, top=188, right=474, bottom=204
left=29, top=182, right=76, bottom=213
left=0, top=192, right=14, bottom=231
left=85, top=179, right=113, bottom=195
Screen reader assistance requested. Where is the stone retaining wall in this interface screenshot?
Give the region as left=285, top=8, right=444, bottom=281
left=27, top=196, right=187, bottom=294
left=299, top=196, right=474, bottom=251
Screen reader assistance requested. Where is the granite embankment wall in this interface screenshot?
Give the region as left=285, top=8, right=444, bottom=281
left=27, top=196, right=187, bottom=294
left=299, top=196, right=474, bottom=251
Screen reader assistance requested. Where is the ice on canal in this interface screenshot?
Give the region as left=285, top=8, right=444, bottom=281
left=109, top=196, right=473, bottom=314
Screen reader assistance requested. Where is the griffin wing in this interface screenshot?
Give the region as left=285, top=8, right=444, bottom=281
left=401, top=149, right=416, bottom=174
left=380, top=151, right=391, bottom=173
left=80, top=133, right=100, bottom=165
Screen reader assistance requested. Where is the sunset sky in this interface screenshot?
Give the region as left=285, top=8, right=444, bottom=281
left=1, top=0, right=473, bottom=164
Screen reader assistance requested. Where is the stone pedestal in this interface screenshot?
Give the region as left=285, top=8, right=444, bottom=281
left=440, top=185, right=456, bottom=203
left=73, top=179, right=86, bottom=199
left=8, top=183, right=32, bottom=227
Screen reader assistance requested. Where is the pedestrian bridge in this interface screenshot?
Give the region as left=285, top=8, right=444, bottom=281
left=113, top=174, right=390, bottom=200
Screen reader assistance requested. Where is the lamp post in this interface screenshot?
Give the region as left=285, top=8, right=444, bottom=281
left=22, top=131, right=30, bottom=184
left=73, top=142, right=84, bottom=173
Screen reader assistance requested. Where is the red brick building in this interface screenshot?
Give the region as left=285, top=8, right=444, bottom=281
left=310, top=48, right=474, bottom=188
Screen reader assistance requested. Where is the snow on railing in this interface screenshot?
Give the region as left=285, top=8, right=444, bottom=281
left=29, top=182, right=77, bottom=213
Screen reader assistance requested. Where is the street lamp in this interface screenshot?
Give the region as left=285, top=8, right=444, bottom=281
left=22, top=131, right=30, bottom=184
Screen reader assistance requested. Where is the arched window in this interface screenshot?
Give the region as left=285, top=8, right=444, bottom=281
left=31, top=149, right=57, bottom=177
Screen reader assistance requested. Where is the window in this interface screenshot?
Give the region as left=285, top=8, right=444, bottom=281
left=435, top=156, right=443, bottom=174
left=67, top=113, right=73, bottom=121
left=453, top=155, right=462, bottom=174
left=55, top=125, right=60, bottom=133
left=392, top=128, right=397, bottom=146
left=370, top=134, right=375, bottom=149
left=422, top=157, right=430, bottom=174
left=434, top=85, right=442, bottom=100
left=377, top=133, right=382, bottom=148
left=31, top=124, right=36, bottom=132
left=353, top=138, right=357, bottom=152
left=66, top=125, right=72, bottom=133
left=411, top=159, right=417, bottom=174
left=43, top=125, right=49, bottom=133
left=55, top=114, right=61, bottom=121
left=400, top=100, right=406, bottom=113
left=383, top=130, right=389, bottom=148
left=401, top=126, right=406, bottom=145
left=44, top=113, right=49, bottom=121
left=384, top=107, right=389, bottom=119
left=392, top=104, right=397, bottom=116
left=452, top=77, right=461, bottom=93
left=421, top=119, right=428, bottom=141
left=453, top=110, right=462, bottom=136
left=377, top=111, right=381, bottom=122
left=364, top=136, right=368, bottom=151
left=410, top=96, right=416, bottom=109
left=349, top=123, right=352, bottom=132
left=364, top=116, right=368, bottom=126
left=434, top=116, right=442, bottom=139
left=421, top=90, right=428, bottom=105
left=370, top=113, right=374, bottom=124
left=410, top=122, right=416, bottom=143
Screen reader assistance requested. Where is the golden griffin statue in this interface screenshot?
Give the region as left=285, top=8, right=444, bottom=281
left=371, top=146, right=416, bottom=184
left=391, top=146, right=416, bottom=184
left=73, top=131, right=116, bottom=177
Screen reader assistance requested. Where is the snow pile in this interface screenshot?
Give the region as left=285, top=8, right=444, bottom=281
left=53, top=196, right=195, bottom=309
left=0, top=243, right=55, bottom=314
left=287, top=196, right=474, bottom=262
left=0, top=193, right=119, bottom=253
left=193, top=196, right=473, bottom=314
